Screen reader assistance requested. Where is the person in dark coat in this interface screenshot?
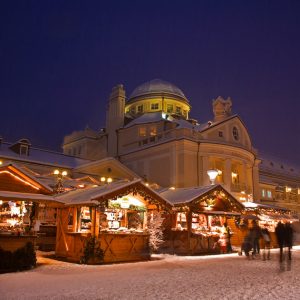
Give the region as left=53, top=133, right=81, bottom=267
left=284, top=222, right=294, bottom=260
left=252, top=220, right=262, bottom=255
left=275, top=221, right=285, bottom=262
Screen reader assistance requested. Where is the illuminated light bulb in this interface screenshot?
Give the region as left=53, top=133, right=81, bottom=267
left=0, top=200, right=3, bottom=205
left=0, top=160, right=3, bottom=165
left=107, top=177, right=112, bottom=183
left=61, top=171, right=68, bottom=176
left=54, top=169, right=60, bottom=175
left=100, top=177, right=106, bottom=182
left=170, top=187, right=175, bottom=190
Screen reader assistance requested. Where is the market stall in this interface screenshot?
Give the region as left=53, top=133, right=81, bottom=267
left=0, top=164, right=56, bottom=252
left=54, top=179, right=171, bottom=264
left=159, top=185, right=244, bottom=255
left=238, top=202, right=300, bottom=248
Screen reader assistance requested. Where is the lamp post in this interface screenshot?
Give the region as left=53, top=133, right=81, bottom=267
left=207, top=169, right=219, bottom=185
left=53, top=169, right=68, bottom=193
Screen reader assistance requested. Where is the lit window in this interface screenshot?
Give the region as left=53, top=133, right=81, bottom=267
left=150, top=126, right=157, bottom=136
left=262, top=189, right=266, bottom=197
left=176, top=106, right=181, bottom=114
left=151, top=103, right=159, bottom=110
left=267, top=190, right=272, bottom=198
left=139, top=127, right=146, bottom=137
left=137, top=105, right=143, bottom=113
left=231, top=172, right=239, bottom=184
left=167, top=104, right=173, bottom=113
left=232, top=127, right=239, bottom=140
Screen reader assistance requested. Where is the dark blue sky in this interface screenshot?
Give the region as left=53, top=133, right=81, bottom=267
left=1, top=0, right=299, bottom=164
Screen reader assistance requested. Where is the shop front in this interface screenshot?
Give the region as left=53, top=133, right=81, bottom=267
left=0, top=164, right=56, bottom=252
left=55, top=179, right=171, bottom=264
left=159, top=185, right=244, bottom=255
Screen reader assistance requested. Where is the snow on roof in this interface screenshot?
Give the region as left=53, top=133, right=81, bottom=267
left=0, top=190, right=56, bottom=202
left=259, top=153, right=300, bottom=177
left=0, top=142, right=91, bottom=168
left=0, top=162, right=53, bottom=192
left=159, top=185, right=218, bottom=204
left=54, top=179, right=141, bottom=205
left=123, top=112, right=169, bottom=128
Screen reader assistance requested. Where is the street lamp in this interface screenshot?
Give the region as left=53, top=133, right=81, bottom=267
left=207, top=169, right=219, bottom=185
left=53, top=169, right=68, bottom=193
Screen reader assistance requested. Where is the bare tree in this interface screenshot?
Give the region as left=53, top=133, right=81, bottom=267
left=147, top=211, right=164, bottom=253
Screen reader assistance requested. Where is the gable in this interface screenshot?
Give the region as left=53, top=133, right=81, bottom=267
left=74, top=157, right=139, bottom=181
left=202, top=116, right=252, bottom=150
left=0, top=165, right=52, bottom=194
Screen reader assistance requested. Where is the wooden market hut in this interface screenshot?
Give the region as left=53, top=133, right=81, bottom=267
left=159, top=184, right=245, bottom=255
left=0, top=163, right=60, bottom=253
left=240, top=202, right=299, bottom=248
left=54, top=179, right=172, bottom=264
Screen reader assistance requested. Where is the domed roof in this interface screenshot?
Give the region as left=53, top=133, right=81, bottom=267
left=128, top=79, right=188, bottom=102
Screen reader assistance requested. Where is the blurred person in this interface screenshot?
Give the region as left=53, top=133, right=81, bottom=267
left=252, top=220, right=262, bottom=255
left=275, top=221, right=285, bottom=262
left=261, top=226, right=271, bottom=260
left=284, top=222, right=294, bottom=260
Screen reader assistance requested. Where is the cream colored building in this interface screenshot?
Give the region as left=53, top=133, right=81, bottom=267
left=62, top=79, right=300, bottom=212
left=2, top=79, right=297, bottom=212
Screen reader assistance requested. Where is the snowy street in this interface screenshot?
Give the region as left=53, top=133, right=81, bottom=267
left=1, top=248, right=300, bottom=300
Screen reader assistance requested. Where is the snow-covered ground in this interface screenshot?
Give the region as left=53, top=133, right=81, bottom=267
left=1, top=247, right=300, bottom=300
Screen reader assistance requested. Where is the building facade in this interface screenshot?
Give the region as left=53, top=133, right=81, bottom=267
left=1, top=79, right=299, bottom=214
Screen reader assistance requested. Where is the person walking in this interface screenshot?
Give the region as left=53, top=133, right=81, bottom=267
left=261, top=226, right=271, bottom=260
left=252, top=220, right=262, bottom=256
left=284, top=222, right=293, bottom=260
left=275, top=221, right=285, bottom=262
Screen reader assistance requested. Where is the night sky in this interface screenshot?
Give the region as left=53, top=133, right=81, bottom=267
left=1, top=1, right=299, bottom=165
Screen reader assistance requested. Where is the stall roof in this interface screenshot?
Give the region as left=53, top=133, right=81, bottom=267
left=159, top=185, right=218, bottom=204
left=54, top=179, right=172, bottom=208
left=243, top=201, right=290, bottom=212
left=0, top=190, right=59, bottom=204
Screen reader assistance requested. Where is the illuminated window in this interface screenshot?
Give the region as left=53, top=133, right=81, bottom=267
left=151, top=103, right=159, bottom=110
left=167, top=104, right=173, bottom=113
left=137, top=105, right=143, bottom=113
left=149, top=126, right=157, bottom=136
left=232, top=127, right=239, bottom=140
left=231, top=172, right=239, bottom=184
left=262, top=189, right=266, bottom=197
left=267, top=190, right=272, bottom=198
left=176, top=106, right=181, bottom=114
left=139, top=127, right=146, bottom=137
